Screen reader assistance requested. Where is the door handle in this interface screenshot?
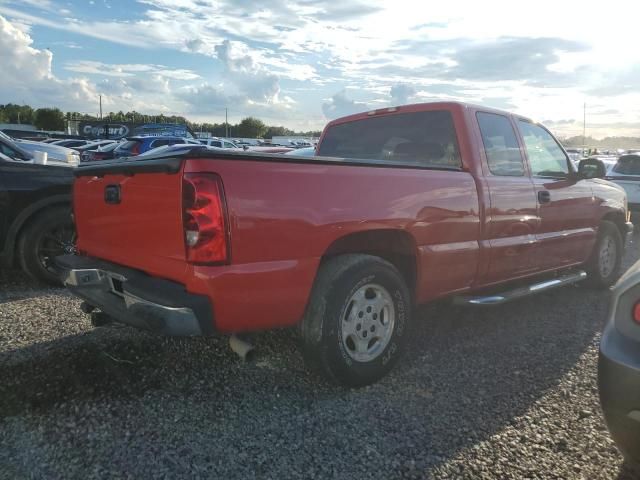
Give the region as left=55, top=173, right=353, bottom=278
left=538, top=190, right=551, bottom=204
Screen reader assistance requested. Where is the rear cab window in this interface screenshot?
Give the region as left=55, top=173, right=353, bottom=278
left=517, top=120, right=570, bottom=177
left=476, top=112, right=525, bottom=176
left=317, top=110, right=461, bottom=169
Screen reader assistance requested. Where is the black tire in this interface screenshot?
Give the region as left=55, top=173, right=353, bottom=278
left=584, top=220, right=623, bottom=289
left=18, top=207, right=75, bottom=285
left=299, top=254, right=411, bottom=387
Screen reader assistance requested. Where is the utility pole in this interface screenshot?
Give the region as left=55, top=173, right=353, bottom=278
left=225, top=108, right=229, bottom=138
left=583, top=102, right=586, bottom=152
left=99, top=94, right=103, bottom=120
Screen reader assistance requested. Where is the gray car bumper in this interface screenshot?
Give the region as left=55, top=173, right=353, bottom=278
left=55, top=255, right=214, bottom=336
left=599, top=323, right=640, bottom=463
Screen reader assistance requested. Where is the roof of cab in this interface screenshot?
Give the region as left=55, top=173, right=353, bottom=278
left=324, top=101, right=534, bottom=128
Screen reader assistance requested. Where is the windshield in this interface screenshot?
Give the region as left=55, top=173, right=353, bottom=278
left=0, top=130, right=13, bottom=142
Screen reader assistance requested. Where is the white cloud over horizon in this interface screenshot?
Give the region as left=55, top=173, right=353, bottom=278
left=0, top=0, right=639, bottom=137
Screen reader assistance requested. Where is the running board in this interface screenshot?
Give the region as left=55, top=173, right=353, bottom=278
left=452, top=271, right=587, bottom=306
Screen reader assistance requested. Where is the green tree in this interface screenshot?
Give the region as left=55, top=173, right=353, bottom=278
left=33, top=108, right=65, bottom=131
left=0, top=104, right=34, bottom=124
left=236, top=117, right=267, bottom=138
left=264, top=125, right=294, bottom=139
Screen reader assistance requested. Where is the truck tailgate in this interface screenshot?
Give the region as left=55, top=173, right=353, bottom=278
left=74, top=170, right=188, bottom=283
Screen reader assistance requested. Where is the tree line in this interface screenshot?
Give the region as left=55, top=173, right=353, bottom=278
left=560, top=135, right=640, bottom=150
left=0, top=104, right=322, bottom=139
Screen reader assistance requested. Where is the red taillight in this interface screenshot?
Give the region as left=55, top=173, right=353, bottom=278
left=182, top=173, right=229, bottom=265
left=633, top=302, right=640, bottom=324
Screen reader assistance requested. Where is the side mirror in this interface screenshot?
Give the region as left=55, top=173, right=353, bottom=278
left=578, top=158, right=607, bottom=179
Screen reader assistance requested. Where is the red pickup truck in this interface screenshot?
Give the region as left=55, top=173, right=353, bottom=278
left=58, top=102, right=632, bottom=386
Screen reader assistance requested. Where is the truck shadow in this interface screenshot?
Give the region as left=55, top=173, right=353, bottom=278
left=0, top=280, right=614, bottom=477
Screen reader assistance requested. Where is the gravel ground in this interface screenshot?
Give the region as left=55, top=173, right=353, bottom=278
left=1, top=241, right=640, bottom=479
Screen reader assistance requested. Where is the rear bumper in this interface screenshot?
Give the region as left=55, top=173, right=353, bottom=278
left=55, top=255, right=214, bottom=336
left=599, top=323, right=640, bottom=463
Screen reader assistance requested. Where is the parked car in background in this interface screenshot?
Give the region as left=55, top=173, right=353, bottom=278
left=0, top=153, right=74, bottom=284
left=285, top=146, right=316, bottom=156
left=0, top=131, right=76, bottom=167
left=51, top=139, right=92, bottom=149
left=246, top=145, right=294, bottom=153
left=590, top=154, right=619, bottom=172
left=0, top=131, right=80, bottom=166
left=81, top=142, right=121, bottom=162
left=136, top=143, right=207, bottom=157
left=606, top=154, right=640, bottom=212
left=599, top=259, right=640, bottom=470
left=0, top=134, right=33, bottom=162
left=199, top=138, right=242, bottom=149
left=58, top=101, right=630, bottom=386
left=113, top=136, right=199, bottom=158
left=75, top=140, right=117, bottom=162
left=565, top=148, right=584, bottom=164
left=76, top=140, right=116, bottom=152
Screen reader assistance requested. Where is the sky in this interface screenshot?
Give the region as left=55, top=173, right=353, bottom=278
left=0, top=0, right=639, bottom=138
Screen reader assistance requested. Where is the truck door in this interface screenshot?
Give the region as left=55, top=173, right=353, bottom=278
left=476, top=112, right=541, bottom=284
left=516, top=120, right=596, bottom=269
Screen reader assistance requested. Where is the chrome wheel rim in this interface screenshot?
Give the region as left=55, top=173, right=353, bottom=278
left=341, top=283, right=395, bottom=362
left=599, top=235, right=617, bottom=278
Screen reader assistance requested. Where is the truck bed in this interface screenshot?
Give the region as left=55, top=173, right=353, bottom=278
left=73, top=147, right=480, bottom=331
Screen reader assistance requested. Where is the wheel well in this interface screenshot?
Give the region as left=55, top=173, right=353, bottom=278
left=602, top=211, right=627, bottom=239
left=321, top=229, right=418, bottom=298
left=8, top=202, right=71, bottom=267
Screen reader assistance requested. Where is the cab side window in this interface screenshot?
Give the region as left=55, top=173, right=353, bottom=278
left=517, top=120, right=569, bottom=177
left=477, top=112, right=525, bottom=176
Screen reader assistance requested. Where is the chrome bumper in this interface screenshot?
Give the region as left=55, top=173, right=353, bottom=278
left=57, top=256, right=214, bottom=336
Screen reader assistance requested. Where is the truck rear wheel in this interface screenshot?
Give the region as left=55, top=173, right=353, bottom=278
left=584, top=220, right=623, bottom=289
left=300, top=254, right=411, bottom=387
left=18, top=207, right=75, bottom=285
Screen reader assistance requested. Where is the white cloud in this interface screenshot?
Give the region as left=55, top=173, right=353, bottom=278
left=2, top=1, right=640, bottom=135
left=214, top=40, right=281, bottom=103
left=0, top=14, right=98, bottom=110
left=322, top=90, right=368, bottom=120
left=390, top=84, right=416, bottom=105
left=65, top=61, right=200, bottom=80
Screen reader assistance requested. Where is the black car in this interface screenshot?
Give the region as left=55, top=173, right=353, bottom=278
left=599, top=259, right=640, bottom=468
left=0, top=138, right=74, bottom=284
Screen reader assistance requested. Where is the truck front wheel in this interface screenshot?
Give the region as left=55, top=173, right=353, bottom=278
left=300, top=254, right=411, bottom=387
left=584, top=220, right=623, bottom=289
